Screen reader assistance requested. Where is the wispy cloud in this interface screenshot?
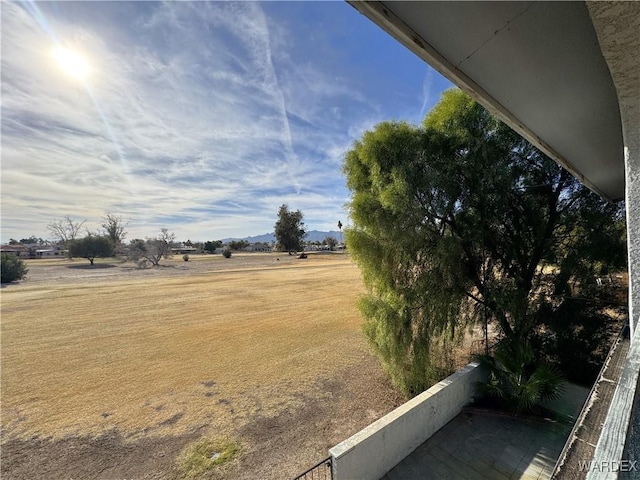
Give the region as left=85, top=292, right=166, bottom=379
left=419, top=66, right=435, bottom=120
left=1, top=1, right=433, bottom=242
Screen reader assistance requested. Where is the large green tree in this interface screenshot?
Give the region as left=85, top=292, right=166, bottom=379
left=68, top=235, right=115, bottom=265
left=274, top=204, right=306, bottom=253
left=344, top=89, right=626, bottom=395
left=203, top=240, right=223, bottom=253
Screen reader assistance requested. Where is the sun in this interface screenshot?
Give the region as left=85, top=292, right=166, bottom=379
left=51, top=46, right=90, bottom=81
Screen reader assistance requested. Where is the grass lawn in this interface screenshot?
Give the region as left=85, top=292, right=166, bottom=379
left=1, top=254, right=370, bottom=442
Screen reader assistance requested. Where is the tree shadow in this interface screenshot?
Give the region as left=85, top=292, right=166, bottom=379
left=120, top=263, right=181, bottom=271
left=66, top=264, right=117, bottom=270
left=0, top=280, right=28, bottom=287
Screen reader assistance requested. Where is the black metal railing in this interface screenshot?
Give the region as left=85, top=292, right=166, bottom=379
left=292, top=456, right=332, bottom=480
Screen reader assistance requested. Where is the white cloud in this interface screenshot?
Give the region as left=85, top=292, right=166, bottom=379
left=1, top=1, right=424, bottom=242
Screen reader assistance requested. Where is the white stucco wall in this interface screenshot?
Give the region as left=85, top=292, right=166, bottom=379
left=588, top=1, right=640, bottom=338
left=586, top=4, right=640, bottom=478
left=329, top=362, right=485, bottom=480
left=625, top=138, right=639, bottom=339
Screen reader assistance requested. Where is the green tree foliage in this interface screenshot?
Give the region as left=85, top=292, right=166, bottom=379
left=18, top=236, right=47, bottom=245
left=204, top=240, right=223, bottom=253
left=228, top=240, right=249, bottom=251
left=127, top=228, right=175, bottom=267
left=530, top=281, right=626, bottom=386
left=344, top=89, right=626, bottom=396
left=274, top=204, right=306, bottom=253
left=1, top=253, right=29, bottom=283
left=68, top=235, right=115, bottom=265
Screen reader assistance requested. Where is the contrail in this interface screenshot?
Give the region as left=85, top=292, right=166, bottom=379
left=419, top=66, right=434, bottom=120
left=246, top=2, right=302, bottom=194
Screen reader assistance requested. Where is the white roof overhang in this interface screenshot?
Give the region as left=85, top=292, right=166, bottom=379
left=348, top=1, right=625, bottom=201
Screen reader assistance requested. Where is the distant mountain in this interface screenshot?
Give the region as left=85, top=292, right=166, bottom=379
left=222, top=232, right=275, bottom=244
left=222, top=230, right=343, bottom=244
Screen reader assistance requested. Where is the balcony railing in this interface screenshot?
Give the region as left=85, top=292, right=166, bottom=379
left=292, top=457, right=333, bottom=480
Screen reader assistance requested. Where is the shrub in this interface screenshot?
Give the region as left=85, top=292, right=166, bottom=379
left=476, top=340, right=565, bottom=413
left=183, top=254, right=190, bottom=262
left=222, top=249, right=232, bottom=258
left=127, top=228, right=175, bottom=268
left=1, top=253, right=28, bottom=283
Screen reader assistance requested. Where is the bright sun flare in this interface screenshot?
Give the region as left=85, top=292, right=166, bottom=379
left=51, top=46, right=90, bottom=81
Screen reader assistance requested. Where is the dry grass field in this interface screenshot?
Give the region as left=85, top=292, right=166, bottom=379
left=1, top=253, right=406, bottom=479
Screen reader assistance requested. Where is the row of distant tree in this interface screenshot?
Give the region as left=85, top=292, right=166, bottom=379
left=8, top=214, right=130, bottom=248
left=7, top=209, right=343, bottom=266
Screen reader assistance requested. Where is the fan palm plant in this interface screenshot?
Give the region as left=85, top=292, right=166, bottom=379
left=477, top=340, right=565, bottom=413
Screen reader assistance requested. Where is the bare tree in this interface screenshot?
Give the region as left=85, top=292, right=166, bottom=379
left=47, top=216, right=86, bottom=245
left=324, top=236, right=338, bottom=251
left=127, top=228, right=176, bottom=267
left=101, top=213, right=129, bottom=246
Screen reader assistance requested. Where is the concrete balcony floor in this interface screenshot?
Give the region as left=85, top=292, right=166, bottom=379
left=381, top=410, right=572, bottom=480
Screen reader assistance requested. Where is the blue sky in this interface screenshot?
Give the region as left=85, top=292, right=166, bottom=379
left=1, top=1, right=452, bottom=243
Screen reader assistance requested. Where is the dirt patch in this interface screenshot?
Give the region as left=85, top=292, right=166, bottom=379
left=234, top=356, right=404, bottom=480
left=0, top=430, right=198, bottom=480
left=0, top=353, right=402, bottom=480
